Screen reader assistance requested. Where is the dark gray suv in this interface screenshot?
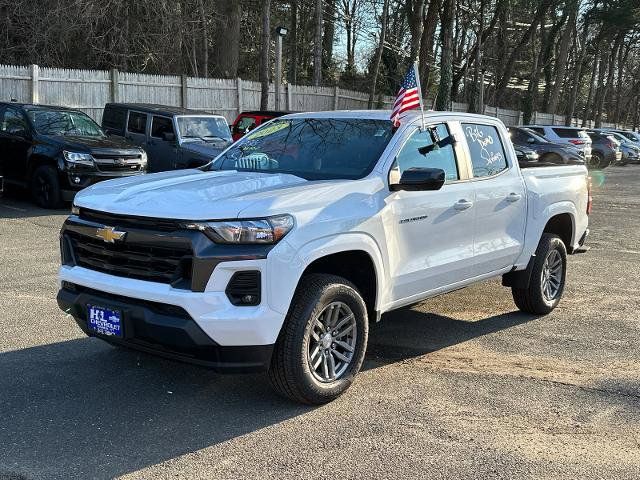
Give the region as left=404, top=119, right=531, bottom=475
left=102, top=103, right=232, bottom=172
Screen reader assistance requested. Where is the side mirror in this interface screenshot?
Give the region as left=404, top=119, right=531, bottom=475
left=390, top=167, right=446, bottom=192
left=527, top=137, right=535, bottom=144
left=162, top=132, right=176, bottom=142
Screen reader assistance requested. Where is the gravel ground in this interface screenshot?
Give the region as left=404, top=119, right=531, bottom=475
left=0, top=166, right=638, bottom=480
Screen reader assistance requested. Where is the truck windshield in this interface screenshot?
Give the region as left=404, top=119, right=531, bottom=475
left=211, top=118, right=394, bottom=180
left=177, top=116, right=231, bottom=141
left=28, top=109, right=104, bottom=137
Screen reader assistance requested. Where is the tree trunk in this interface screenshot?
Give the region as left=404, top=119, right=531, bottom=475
left=198, top=0, right=208, bottom=77
left=522, top=29, right=542, bottom=124
left=322, top=0, right=335, bottom=78
left=260, top=0, right=271, bottom=110
left=565, top=10, right=589, bottom=125
left=436, top=0, right=455, bottom=110
left=405, top=0, right=425, bottom=62
left=418, top=0, right=441, bottom=98
left=368, top=0, right=389, bottom=108
left=581, top=48, right=600, bottom=127
left=312, top=0, right=322, bottom=86
left=288, top=0, right=298, bottom=84
left=595, top=32, right=622, bottom=127
left=548, top=1, right=577, bottom=114
left=211, top=0, right=240, bottom=78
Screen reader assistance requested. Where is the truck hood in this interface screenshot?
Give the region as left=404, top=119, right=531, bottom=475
left=73, top=169, right=312, bottom=219
left=180, top=140, right=231, bottom=158
left=45, top=134, right=141, bottom=154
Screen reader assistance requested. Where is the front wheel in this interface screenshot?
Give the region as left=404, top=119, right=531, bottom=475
left=268, top=274, right=369, bottom=404
left=31, top=165, right=62, bottom=209
left=512, top=233, right=567, bottom=315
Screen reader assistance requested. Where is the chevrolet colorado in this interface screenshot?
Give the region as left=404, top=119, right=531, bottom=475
left=57, top=111, right=590, bottom=404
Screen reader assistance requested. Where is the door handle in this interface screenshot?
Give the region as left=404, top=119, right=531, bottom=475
left=454, top=199, right=474, bottom=211
left=507, top=192, right=522, bottom=202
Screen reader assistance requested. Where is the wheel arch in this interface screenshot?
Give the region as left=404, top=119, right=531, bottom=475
left=269, top=234, right=386, bottom=323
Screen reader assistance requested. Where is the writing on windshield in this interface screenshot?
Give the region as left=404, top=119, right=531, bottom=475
left=212, top=118, right=394, bottom=180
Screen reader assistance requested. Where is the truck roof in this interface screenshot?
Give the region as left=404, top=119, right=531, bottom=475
left=104, top=103, right=220, bottom=117
left=282, top=110, right=506, bottom=124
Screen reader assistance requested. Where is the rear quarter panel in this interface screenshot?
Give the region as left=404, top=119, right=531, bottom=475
left=514, top=165, right=589, bottom=268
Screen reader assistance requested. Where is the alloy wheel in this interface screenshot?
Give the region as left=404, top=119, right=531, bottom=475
left=541, top=250, right=563, bottom=301
left=307, top=301, right=357, bottom=383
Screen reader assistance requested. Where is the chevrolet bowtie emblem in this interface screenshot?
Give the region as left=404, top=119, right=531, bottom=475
left=95, top=226, right=126, bottom=243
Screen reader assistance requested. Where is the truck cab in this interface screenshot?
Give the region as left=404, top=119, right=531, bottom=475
left=102, top=103, right=232, bottom=172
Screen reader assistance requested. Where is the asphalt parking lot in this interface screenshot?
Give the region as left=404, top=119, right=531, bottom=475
left=0, top=166, right=639, bottom=480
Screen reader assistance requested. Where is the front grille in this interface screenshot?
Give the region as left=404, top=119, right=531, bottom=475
left=92, top=153, right=143, bottom=173
left=79, top=209, right=184, bottom=232
left=66, top=230, right=192, bottom=286
left=226, top=271, right=261, bottom=306
left=96, top=163, right=142, bottom=172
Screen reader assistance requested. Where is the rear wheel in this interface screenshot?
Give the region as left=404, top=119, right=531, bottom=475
left=31, top=165, right=62, bottom=209
left=593, top=152, right=609, bottom=169
left=512, top=233, right=567, bottom=315
left=268, top=274, right=369, bottom=404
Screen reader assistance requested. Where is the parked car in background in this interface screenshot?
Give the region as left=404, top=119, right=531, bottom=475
left=601, top=131, right=640, bottom=165
left=585, top=130, right=622, bottom=168
left=102, top=103, right=232, bottom=172
left=513, top=145, right=539, bottom=167
left=596, top=128, right=640, bottom=146
left=509, top=126, right=585, bottom=166
left=0, top=102, right=146, bottom=208
left=231, top=111, right=289, bottom=141
left=523, top=125, right=592, bottom=165
left=58, top=111, right=590, bottom=404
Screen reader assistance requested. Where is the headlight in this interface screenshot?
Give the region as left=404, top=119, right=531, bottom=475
left=187, top=215, right=294, bottom=244
left=63, top=150, right=94, bottom=166
left=139, top=150, right=148, bottom=167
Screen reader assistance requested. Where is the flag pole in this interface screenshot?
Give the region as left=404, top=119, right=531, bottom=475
left=413, top=60, right=426, bottom=131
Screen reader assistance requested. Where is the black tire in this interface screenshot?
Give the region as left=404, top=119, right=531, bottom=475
left=592, top=152, right=609, bottom=170
left=268, top=273, right=369, bottom=404
left=31, top=165, right=62, bottom=209
left=512, top=233, right=567, bottom=315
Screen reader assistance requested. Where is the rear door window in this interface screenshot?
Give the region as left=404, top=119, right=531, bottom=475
left=463, top=123, right=508, bottom=178
left=103, top=107, right=126, bottom=130
left=151, top=116, right=174, bottom=138
left=552, top=127, right=586, bottom=139
left=127, top=112, right=147, bottom=134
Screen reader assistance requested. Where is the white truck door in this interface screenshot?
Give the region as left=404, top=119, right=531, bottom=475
left=461, top=122, right=527, bottom=275
left=386, top=123, right=476, bottom=302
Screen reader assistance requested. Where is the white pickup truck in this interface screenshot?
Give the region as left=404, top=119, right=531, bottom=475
left=57, top=111, right=590, bottom=404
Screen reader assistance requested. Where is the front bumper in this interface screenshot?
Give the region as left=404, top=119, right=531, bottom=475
left=57, top=283, right=274, bottom=372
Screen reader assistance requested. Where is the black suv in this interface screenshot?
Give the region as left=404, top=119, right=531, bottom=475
left=0, top=103, right=147, bottom=208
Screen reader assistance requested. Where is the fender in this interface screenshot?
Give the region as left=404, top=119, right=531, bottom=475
left=265, top=232, right=387, bottom=316
left=512, top=200, right=576, bottom=269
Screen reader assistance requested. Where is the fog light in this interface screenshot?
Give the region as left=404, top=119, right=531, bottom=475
left=73, top=176, right=81, bottom=184
left=242, top=294, right=257, bottom=304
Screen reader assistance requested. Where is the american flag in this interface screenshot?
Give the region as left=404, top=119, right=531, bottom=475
left=391, top=64, right=422, bottom=126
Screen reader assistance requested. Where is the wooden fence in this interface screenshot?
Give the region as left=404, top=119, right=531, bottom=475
left=0, top=63, right=623, bottom=129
